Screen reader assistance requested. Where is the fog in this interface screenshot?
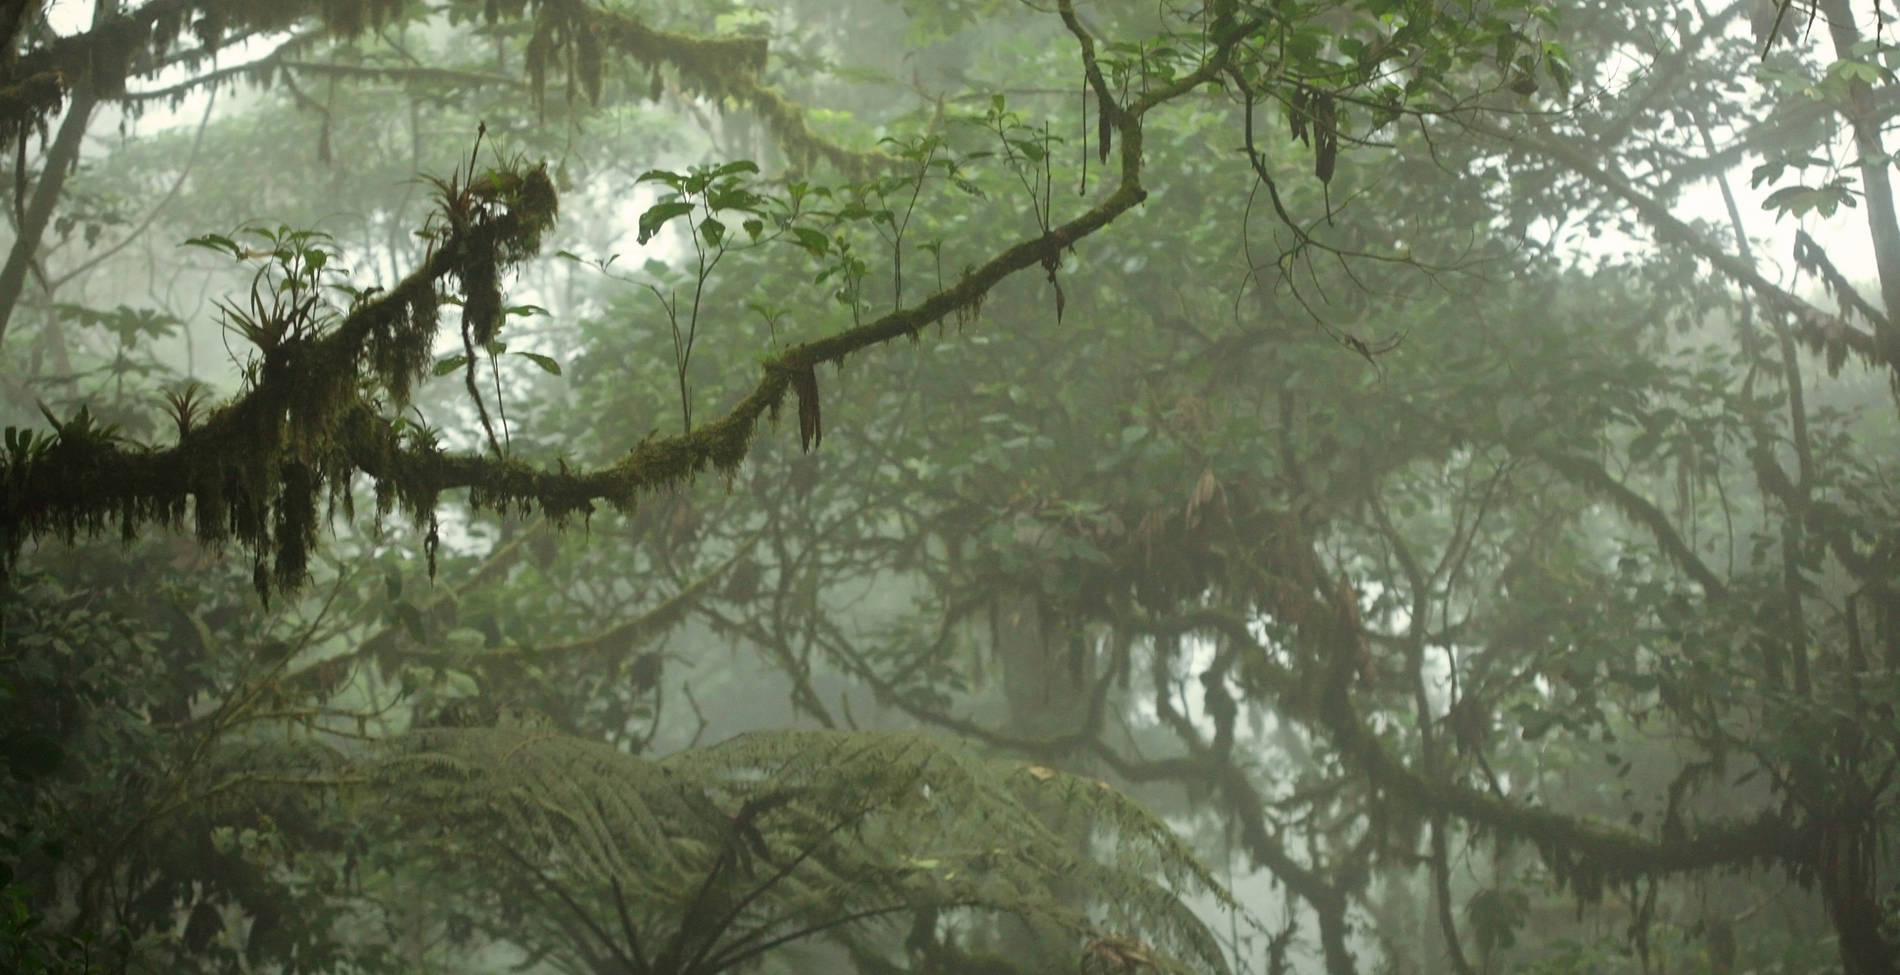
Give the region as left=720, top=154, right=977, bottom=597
left=3, top=2, right=1896, bottom=974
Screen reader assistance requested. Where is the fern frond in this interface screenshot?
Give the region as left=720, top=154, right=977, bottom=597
left=270, top=726, right=1241, bottom=974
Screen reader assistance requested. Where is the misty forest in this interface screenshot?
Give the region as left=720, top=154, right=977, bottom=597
left=1, top=0, right=1897, bottom=972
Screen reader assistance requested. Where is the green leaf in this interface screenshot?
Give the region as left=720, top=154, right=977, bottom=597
left=708, top=187, right=765, bottom=212
left=432, top=355, right=471, bottom=376
left=515, top=352, right=562, bottom=376
left=790, top=227, right=830, bottom=257
left=1761, top=181, right=1856, bottom=219
left=638, top=201, right=696, bottom=244
left=1828, top=58, right=1890, bottom=85
left=182, top=233, right=243, bottom=258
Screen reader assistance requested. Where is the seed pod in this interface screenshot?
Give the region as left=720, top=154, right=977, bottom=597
left=1313, top=92, right=1337, bottom=184
left=792, top=364, right=821, bottom=452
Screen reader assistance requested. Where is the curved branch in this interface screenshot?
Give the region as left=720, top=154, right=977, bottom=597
left=1291, top=580, right=1801, bottom=897
left=1467, top=117, right=1890, bottom=376
left=349, top=118, right=1158, bottom=510
left=1147, top=576, right=1800, bottom=896
left=1535, top=451, right=1728, bottom=597
left=51, top=85, right=217, bottom=288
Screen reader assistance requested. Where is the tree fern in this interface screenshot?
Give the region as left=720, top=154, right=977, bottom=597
left=322, top=726, right=1241, bottom=974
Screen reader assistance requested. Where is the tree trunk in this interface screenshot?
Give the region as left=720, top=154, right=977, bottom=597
left=1820, top=0, right=1900, bottom=377
left=1814, top=817, right=1897, bottom=975
left=0, top=81, right=97, bottom=348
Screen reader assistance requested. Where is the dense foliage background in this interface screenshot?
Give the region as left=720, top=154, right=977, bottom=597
left=1, top=0, right=1896, bottom=972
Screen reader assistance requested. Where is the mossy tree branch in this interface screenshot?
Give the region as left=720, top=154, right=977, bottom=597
left=0, top=14, right=1267, bottom=603
left=1266, top=520, right=1806, bottom=901
left=0, top=162, right=559, bottom=599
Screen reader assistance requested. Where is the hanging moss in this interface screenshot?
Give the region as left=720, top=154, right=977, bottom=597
left=516, top=0, right=888, bottom=179
left=0, top=70, right=64, bottom=146
left=3, top=22, right=1158, bottom=605
left=0, top=153, right=559, bottom=602
left=5, top=0, right=417, bottom=139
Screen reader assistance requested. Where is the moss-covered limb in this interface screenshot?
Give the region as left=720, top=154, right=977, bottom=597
left=1056, top=0, right=1119, bottom=120
left=1294, top=592, right=1803, bottom=897
left=1324, top=697, right=1800, bottom=879
left=3, top=0, right=858, bottom=183
left=0, top=69, right=64, bottom=142
left=348, top=2, right=1229, bottom=539
left=567, top=1, right=889, bottom=178
left=1131, top=553, right=1800, bottom=899
left=341, top=147, right=1155, bottom=511
left=1535, top=452, right=1728, bottom=597
left=0, top=1, right=452, bottom=349
left=5, top=12, right=1249, bottom=597
left=127, top=54, right=524, bottom=104
left=9, top=0, right=405, bottom=108
left=1, top=132, right=1129, bottom=594
left=0, top=166, right=555, bottom=597
left=1240, top=514, right=1805, bottom=889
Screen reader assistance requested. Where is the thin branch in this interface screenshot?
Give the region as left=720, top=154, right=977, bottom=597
left=50, top=87, right=218, bottom=288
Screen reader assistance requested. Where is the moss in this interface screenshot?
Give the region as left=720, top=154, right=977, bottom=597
left=518, top=1, right=892, bottom=179
left=4, top=21, right=1165, bottom=602
left=0, top=153, right=560, bottom=601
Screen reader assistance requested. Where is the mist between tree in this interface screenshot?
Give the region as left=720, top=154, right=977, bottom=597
left=2, top=1, right=1897, bottom=974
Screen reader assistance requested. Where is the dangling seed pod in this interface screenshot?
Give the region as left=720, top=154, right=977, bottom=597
left=1312, top=92, right=1337, bottom=185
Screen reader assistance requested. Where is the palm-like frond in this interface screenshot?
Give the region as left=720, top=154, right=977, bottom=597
left=334, top=726, right=1237, bottom=974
